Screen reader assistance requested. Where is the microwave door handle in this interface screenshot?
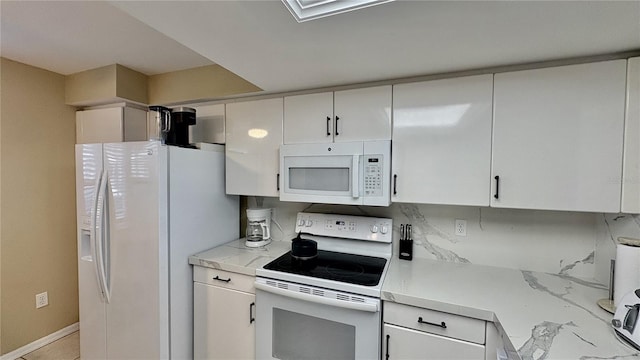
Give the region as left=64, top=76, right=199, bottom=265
left=352, top=155, right=360, bottom=198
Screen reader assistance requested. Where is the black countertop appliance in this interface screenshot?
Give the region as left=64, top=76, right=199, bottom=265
left=166, top=107, right=196, bottom=147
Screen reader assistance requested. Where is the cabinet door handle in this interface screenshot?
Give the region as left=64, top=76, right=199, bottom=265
left=277, top=173, right=280, bottom=191
left=326, top=116, right=331, bottom=136
left=213, top=275, right=231, bottom=283
left=335, top=116, right=340, bottom=136
left=418, top=317, right=447, bottom=329
left=494, top=175, right=500, bottom=199
left=385, top=334, right=390, bottom=360
left=249, top=302, right=256, bottom=324
left=393, top=174, right=398, bottom=195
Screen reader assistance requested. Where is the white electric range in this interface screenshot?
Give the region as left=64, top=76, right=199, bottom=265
left=255, top=212, right=393, bottom=360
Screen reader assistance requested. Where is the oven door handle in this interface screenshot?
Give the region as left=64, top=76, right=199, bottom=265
left=255, top=282, right=379, bottom=313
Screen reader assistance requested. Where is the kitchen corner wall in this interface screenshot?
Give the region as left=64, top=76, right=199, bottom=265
left=0, top=58, right=78, bottom=355
left=250, top=197, right=640, bottom=282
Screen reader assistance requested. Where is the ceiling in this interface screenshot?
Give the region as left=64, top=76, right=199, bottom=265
left=2, top=1, right=640, bottom=93
left=0, top=1, right=213, bottom=75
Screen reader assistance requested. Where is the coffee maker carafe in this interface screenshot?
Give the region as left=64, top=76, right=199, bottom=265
left=246, top=208, right=272, bottom=248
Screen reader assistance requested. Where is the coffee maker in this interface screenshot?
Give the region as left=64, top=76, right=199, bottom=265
left=246, top=208, right=272, bottom=248
left=147, top=106, right=196, bottom=147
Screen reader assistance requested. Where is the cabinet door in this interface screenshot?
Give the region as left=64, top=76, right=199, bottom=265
left=188, top=103, right=226, bottom=144
left=194, top=282, right=255, bottom=360
left=334, top=85, right=392, bottom=142
left=226, top=98, right=283, bottom=196
left=284, top=92, right=334, bottom=144
left=622, top=57, right=640, bottom=213
left=76, top=107, right=124, bottom=144
left=383, top=324, right=485, bottom=360
left=492, top=60, right=626, bottom=212
left=392, top=75, right=493, bottom=205
left=77, top=107, right=148, bottom=144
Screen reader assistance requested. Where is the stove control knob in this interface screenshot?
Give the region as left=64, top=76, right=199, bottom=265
left=370, top=225, right=378, bottom=233
left=305, top=220, right=313, bottom=227
left=297, top=219, right=305, bottom=226
left=380, top=226, right=388, bottom=234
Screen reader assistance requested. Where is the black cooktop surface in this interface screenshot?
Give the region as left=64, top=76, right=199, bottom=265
left=263, top=250, right=387, bottom=286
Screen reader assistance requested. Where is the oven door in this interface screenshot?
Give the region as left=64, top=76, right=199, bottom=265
left=255, top=279, right=381, bottom=360
left=280, top=142, right=364, bottom=205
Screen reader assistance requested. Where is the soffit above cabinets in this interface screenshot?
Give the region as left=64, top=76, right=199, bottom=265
left=2, top=1, right=639, bottom=93
left=113, top=1, right=640, bottom=92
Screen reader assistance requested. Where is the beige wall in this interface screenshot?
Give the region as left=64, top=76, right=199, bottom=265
left=66, top=63, right=259, bottom=107
left=65, top=64, right=148, bottom=106
left=148, top=64, right=261, bottom=105
left=0, top=58, right=78, bottom=354
left=0, top=57, right=3, bottom=357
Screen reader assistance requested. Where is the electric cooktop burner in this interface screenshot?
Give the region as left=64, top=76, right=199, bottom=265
left=263, top=250, right=387, bottom=286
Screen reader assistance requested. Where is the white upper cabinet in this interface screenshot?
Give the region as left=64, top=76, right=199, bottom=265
left=283, top=92, right=333, bottom=144
left=188, top=103, right=226, bottom=144
left=392, top=75, right=493, bottom=205
left=492, top=60, right=627, bottom=212
left=76, top=106, right=147, bottom=144
left=622, top=57, right=640, bottom=214
left=334, top=86, right=392, bottom=142
left=283, top=86, right=391, bottom=144
left=225, top=98, right=283, bottom=197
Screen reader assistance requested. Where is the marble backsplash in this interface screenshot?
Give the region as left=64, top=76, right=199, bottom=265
left=248, top=197, right=640, bottom=283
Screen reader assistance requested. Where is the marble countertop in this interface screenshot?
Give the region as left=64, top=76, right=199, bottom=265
left=188, top=239, right=290, bottom=276
left=190, top=240, right=638, bottom=359
left=382, top=257, right=638, bottom=360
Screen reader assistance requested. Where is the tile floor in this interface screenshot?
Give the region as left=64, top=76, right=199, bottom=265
left=15, top=331, right=79, bottom=360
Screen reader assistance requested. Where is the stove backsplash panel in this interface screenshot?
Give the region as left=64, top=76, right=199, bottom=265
left=248, top=197, right=640, bottom=281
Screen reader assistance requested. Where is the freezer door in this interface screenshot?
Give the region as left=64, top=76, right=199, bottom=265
left=103, top=141, right=168, bottom=359
left=76, top=144, right=108, bottom=360
left=168, top=144, right=239, bottom=359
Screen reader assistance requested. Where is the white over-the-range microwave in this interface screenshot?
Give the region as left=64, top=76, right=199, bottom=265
left=279, top=140, right=391, bottom=206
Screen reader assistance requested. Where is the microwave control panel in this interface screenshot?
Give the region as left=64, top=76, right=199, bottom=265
left=364, top=155, right=383, bottom=197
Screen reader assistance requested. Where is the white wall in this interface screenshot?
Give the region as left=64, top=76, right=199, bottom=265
left=252, top=197, right=640, bottom=281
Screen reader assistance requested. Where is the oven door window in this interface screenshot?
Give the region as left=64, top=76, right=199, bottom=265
left=272, top=308, right=355, bottom=360
left=256, top=288, right=380, bottom=360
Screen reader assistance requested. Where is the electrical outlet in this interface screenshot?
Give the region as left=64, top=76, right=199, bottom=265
left=455, top=219, right=467, bottom=237
left=36, top=292, right=48, bottom=309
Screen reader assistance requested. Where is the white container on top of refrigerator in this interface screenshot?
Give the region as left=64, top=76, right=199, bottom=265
left=75, top=141, right=239, bottom=359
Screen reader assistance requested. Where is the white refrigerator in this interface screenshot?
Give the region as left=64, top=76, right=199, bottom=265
left=75, top=141, right=239, bottom=359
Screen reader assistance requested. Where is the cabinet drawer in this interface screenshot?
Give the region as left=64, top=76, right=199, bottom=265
left=383, top=324, right=485, bottom=360
left=384, top=302, right=485, bottom=345
left=193, top=266, right=255, bottom=294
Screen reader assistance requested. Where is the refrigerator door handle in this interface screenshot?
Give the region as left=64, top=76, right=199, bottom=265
left=95, top=170, right=111, bottom=303
left=91, top=170, right=107, bottom=301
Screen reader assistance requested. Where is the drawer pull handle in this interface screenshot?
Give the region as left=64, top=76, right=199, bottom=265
left=385, top=334, right=390, bottom=360
left=418, top=317, right=447, bottom=329
left=213, top=275, right=231, bottom=283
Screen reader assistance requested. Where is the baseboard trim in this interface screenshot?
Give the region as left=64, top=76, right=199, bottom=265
left=1, top=322, right=79, bottom=360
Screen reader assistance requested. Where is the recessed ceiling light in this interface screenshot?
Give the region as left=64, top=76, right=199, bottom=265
left=281, top=0, right=394, bottom=22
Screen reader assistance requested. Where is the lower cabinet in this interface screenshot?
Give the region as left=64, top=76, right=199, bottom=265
left=193, top=267, right=256, bottom=360
left=383, top=324, right=485, bottom=359
left=383, top=302, right=487, bottom=360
